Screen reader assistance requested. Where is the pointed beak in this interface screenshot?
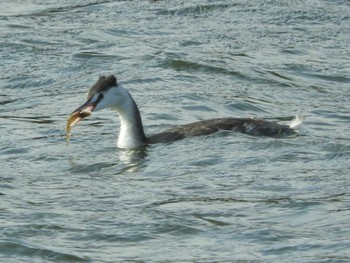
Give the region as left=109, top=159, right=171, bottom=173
left=66, top=100, right=96, bottom=137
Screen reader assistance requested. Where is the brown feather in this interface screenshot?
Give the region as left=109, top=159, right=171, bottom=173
left=146, top=118, right=295, bottom=144
left=87, top=75, right=117, bottom=100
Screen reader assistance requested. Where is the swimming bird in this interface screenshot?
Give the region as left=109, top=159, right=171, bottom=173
left=67, top=75, right=302, bottom=149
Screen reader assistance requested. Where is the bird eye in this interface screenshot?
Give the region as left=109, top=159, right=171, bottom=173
left=97, top=93, right=104, bottom=102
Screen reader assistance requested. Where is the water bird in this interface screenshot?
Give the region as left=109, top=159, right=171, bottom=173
left=67, top=75, right=302, bottom=149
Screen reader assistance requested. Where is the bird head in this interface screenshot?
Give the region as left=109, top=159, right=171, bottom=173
left=66, top=75, right=121, bottom=135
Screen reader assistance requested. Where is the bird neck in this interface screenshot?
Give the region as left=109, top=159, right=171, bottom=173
left=113, top=90, right=146, bottom=148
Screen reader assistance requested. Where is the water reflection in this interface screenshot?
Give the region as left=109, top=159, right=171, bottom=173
left=118, top=147, right=149, bottom=173
left=67, top=146, right=149, bottom=176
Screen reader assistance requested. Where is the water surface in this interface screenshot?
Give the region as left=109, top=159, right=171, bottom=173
left=1, top=0, right=350, bottom=262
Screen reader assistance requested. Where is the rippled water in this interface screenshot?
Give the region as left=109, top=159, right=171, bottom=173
left=1, top=0, right=350, bottom=262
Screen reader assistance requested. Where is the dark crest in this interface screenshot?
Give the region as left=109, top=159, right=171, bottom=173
left=87, top=75, right=117, bottom=100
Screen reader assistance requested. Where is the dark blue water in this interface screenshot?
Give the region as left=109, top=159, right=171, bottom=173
left=1, top=1, right=350, bottom=262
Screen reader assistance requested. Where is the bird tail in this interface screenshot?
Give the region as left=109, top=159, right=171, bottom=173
left=289, top=114, right=303, bottom=130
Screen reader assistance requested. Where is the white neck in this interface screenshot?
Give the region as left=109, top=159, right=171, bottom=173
left=109, top=87, right=146, bottom=149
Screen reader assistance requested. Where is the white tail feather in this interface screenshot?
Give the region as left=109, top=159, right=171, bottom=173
left=289, top=114, right=303, bottom=129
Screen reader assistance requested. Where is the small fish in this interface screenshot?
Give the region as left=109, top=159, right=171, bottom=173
left=66, top=110, right=92, bottom=144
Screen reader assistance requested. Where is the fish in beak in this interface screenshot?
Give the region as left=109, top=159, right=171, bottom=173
left=66, top=101, right=96, bottom=142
